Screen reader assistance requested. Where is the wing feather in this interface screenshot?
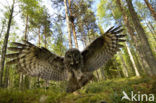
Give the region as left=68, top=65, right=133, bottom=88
left=6, top=41, right=67, bottom=81
left=81, top=26, right=126, bottom=72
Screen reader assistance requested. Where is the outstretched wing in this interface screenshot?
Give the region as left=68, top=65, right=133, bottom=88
left=81, top=26, right=126, bottom=72
left=6, top=41, right=68, bottom=81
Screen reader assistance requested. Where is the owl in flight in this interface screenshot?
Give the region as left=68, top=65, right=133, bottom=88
left=6, top=26, right=126, bottom=92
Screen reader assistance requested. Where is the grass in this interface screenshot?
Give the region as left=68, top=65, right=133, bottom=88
left=0, top=76, right=156, bottom=103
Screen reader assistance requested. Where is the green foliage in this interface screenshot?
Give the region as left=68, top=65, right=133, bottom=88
left=97, top=0, right=108, bottom=19
left=82, top=76, right=156, bottom=103
left=19, top=0, right=40, bottom=16
left=104, top=56, right=122, bottom=79
left=70, top=0, right=98, bottom=44
left=97, top=0, right=122, bottom=25
left=98, top=24, right=104, bottom=34
left=51, top=22, right=67, bottom=56
left=122, top=46, right=135, bottom=76
left=0, top=76, right=155, bottom=103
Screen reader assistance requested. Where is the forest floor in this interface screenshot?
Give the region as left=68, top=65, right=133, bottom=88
left=0, top=76, right=156, bottom=103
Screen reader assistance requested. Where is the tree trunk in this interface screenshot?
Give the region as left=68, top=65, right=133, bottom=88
left=4, top=66, right=9, bottom=88
left=144, top=0, right=156, bottom=21
left=23, top=18, right=30, bottom=89
left=148, top=21, right=156, bottom=34
left=64, top=0, right=72, bottom=48
left=140, top=11, right=156, bottom=39
left=116, top=0, right=141, bottom=77
left=68, top=0, right=78, bottom=48
left=44, top=27, right=47, bottom=48
left=144, top=20, right=155, bottom=37
left=38, top=27, right=41, bottom=47
left=0, top=0, right=15, bottom=87
left=126, top=43, right=140, bottom=76
left=132, top=49, right=145, bottom=74
left=71, top=23, right=78, bottom=48
left=24, top=14, right=29, bottom=41
left=118, top=52, right=129, bottom=77
left=148, top=21, right=156, bottom=41
left=126, top=0, right=156, bottom=75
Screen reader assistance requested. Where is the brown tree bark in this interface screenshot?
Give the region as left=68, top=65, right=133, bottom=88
left=0, top=0, right=15, bottom=87
left=68, top=0, right=78, bottom=48
left=64, top=0, right=72, bottom=48
left=144, top=0, right=156, bottom=21
left=44, top=27, right=47, bottom=48
left=71, top=22, right=78, bottom=48
left=126, top=0, right=156, bottom=75
left=24, top=14, right=29, bottom=41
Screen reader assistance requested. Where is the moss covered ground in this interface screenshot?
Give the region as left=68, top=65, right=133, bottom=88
left=0, top=76, right=156, bottom=103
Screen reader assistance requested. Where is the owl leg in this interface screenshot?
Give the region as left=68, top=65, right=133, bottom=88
left=66, top=72, right=94, bottom=93
left=78, top=72, right=94, bottom=87
left=66, top=75, right=81, bottom=93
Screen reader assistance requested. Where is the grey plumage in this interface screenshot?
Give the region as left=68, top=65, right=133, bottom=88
left=6, top=26, right=126, bottom=92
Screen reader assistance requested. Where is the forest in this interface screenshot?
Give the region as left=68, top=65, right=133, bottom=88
left=0, top=0, right=156, bottom=103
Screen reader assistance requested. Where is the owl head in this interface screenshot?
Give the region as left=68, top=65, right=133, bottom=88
left=64, top=48, right=83, bottom=70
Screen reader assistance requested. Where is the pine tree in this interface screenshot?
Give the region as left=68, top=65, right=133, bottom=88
left=0, top=0, right=15, bottom=87
left=126, top=0, right=156, bottom=75
left=144, top=0, right=156, bottom=20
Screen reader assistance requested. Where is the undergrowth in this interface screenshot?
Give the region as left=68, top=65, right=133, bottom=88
left=0, top=76, right=155, bottom=103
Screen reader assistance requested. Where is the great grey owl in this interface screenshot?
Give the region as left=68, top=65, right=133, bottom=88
left=6, top=26, right=126, bottom=92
